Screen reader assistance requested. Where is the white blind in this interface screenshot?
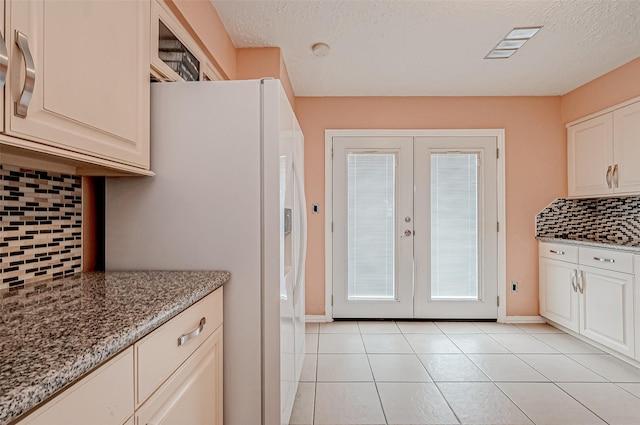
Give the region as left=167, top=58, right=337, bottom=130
left=431, top=153, right=479, bottom=299
left=347, top=153, right=396, bottom=300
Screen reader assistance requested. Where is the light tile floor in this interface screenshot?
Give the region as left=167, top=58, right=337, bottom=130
left=290, top=321, right=640, bottom=425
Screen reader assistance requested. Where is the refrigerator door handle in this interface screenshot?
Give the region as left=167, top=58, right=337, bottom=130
left=293, top=147, right=307, bottom=306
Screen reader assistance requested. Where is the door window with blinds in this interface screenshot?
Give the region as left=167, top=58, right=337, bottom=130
left=347, top=153, right=397, bottom=300
left=430, top=153, right=479, bottom=300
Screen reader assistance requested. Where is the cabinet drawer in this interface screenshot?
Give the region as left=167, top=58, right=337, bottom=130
left=136, top=288, right=223, bottom=405
left=17, top=348, right=134, bottom=425
left=579, top=247, right=633, bottom=273
left=136, top=327, right=223, bottom=425
left=539, top=242, right=579, bottom=263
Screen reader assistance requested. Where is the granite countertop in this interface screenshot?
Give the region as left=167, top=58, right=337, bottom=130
left=0, top=271, right=229, bottom=425
left=536, top=236, right=640, bottom=253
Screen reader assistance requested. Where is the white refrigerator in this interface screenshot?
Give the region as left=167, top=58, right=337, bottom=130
left=105, top=79, right=307, bottom=425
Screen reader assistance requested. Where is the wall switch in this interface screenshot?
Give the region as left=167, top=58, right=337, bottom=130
left=511, top=281, right=519, bottom=293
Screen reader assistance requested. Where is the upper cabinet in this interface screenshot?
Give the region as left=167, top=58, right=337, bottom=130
left=151, top=0, right=220, bottom=83
left=4, top=0, right=151, bottom=171
left=568, top=99, right=640, bottom=197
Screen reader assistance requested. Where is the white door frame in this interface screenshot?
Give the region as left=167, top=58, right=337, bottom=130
left=324, top=129, right=507, bottom=322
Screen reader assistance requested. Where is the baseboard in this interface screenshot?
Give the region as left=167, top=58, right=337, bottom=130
left=305, top=315, right=332, bottom=323
left=501, top=315, right=546, bottom=324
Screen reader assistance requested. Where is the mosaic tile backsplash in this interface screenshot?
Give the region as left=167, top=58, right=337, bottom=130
left=536, top=197, right=640, bottom=246
left=0, top=164, right=82, bottom=290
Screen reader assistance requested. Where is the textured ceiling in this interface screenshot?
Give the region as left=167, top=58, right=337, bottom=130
left=211, top=1, right=640, bottom=96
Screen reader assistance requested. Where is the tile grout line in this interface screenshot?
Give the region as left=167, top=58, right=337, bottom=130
left=360, top=322, right=390, bottom=425
left=401, top=321, right=463, bottom=425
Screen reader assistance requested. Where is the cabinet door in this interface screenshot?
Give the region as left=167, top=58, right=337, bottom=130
left=6, top=0, right=150, bottom=168
left=613, top=101, right=640, bottom=194
left=539, top=257, right=580, bottom=332
left=17, top=348, right=134, bottom=425
left=136, top=327, right=223, bottom=425
left=580, top=266, right=635, bottom=358
left=568, top=113, right=613, bottom=197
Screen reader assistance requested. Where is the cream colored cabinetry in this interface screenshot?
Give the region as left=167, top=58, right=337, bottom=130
left=539, top=243, right=580, bottom=332
left=539, top=242, right=636, bottom=358
left=16, top=289, right=223, bottom=425
left=16, top=348, right=134, bottom=425
left=151, top=0, right=220, bottom=83
left=136, top=327, right=223, bottom=425
left=1, top=0, right=151, bottom=173
left=568, top=100, right=640, bottom=197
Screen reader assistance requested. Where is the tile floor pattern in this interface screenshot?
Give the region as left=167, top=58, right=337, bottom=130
left=290, top=321, right=640, bottom=425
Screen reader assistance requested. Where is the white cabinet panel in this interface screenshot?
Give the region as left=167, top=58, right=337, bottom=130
left=580, top=265, right=635, bottom=358
left=136, top=327, right=223, bottom=425
left=568, top=100, right=640, bottom=197
left=613, top=101, right=640, bottom=194
left=539, top=243, right=636, bottom=359
left=568, top=113, right=613, bottom=197
left=5, top=0, right=150, bottom=168
left=539, top=257, right=580, bottom=332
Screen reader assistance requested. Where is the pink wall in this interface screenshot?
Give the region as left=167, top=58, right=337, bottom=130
left=167, top=0, right=237, bottom=79
left=296, top=97, right=566, bottom=316
left=236, top=48, right=296, bottom=109
left=561, top=57, right=640, bottom=123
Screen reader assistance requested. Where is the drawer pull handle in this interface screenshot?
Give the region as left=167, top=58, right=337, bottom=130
left=178, top=317, right=206, bottom=346
left=606, top=165, right=612, bottom=188
left=549, top=249, right=565, bottom=255
left=593, top=257, right=615, bottom=263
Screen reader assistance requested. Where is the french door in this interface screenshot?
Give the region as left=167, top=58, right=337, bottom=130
left=332, top=135, right=498, bottom=319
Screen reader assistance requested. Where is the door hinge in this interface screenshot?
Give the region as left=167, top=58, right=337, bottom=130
left=497, top=222, right=500, bottom=232
left=331, top=148, right=334, bottom=159
left=497, top=296, right=500, bottom=307
left=331, top=294, right=334, bottom=306
left=496, top=148, right=499, bottom=159
left=331, top=222, right=334, bottom=232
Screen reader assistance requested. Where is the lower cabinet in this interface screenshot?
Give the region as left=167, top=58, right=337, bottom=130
left=16, top=289, right=223, bottom=425
left=539, top=242, right=636, bottom=358
left=539, top=257, right=579, bottom=332
left=580, top=265, right=635, bottom=357
left=136, top=327, right=223, bottom=425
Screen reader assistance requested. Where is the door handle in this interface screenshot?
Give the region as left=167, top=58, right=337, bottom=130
left=613, top=164, right=619, bottom=188
left=570, top=269, right=578, bottom=292
left=0, top=29, right=8, bottom=91
left=576, top=270, right=584, bottom=294
left=401, top=229, right=413, bottom=239
left=606, top=165, right=612, bottom=189
left=14, top=30, right=35, bottom=118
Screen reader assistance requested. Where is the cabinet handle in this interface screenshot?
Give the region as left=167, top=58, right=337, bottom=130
left=613, top=164, right=619, bottom=188
left=570, top=270, right=578, bottom=292
left=549, top=249, right=565, bottom=255
left=14, top=30, right=35, bottom=118
left=0, top=29, right=8, bottom=91
left=577, top=270, right=584, bottom=294
left=605, top=165, right=612, bottom=188
left=593, top=256, right=615, bottom=263
left=177, top=317, right=206, bottom=346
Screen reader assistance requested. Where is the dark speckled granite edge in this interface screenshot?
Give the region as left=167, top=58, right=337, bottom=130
left=536, top=237, right=640, bottom=254
left=0, top=271, right=229, bottom=425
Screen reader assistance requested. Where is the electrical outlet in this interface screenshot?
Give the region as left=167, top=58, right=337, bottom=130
left=511, top=281, right=519, bottom=293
